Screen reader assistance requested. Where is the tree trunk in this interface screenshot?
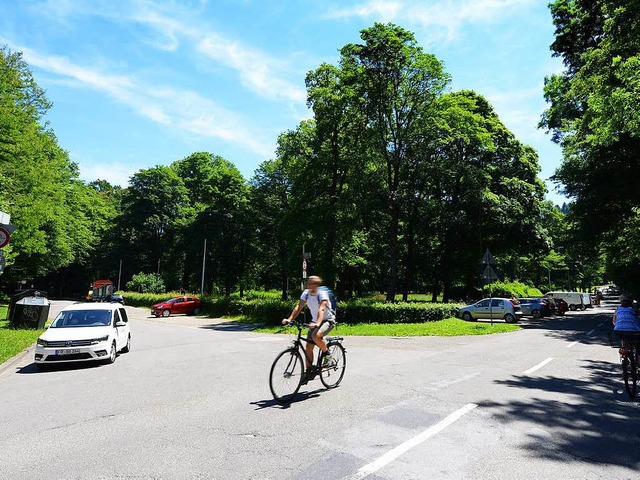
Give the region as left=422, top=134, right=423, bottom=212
left=402, top=223, right=416, bottom=302
left=385, top=200, right=400, bottom=302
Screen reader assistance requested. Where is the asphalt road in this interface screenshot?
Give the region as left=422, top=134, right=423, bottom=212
left=0, top=299, right=638, bottom=479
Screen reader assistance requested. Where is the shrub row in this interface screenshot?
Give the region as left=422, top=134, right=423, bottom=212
left=486, top=281, right=543, bottom=298
left=119, top=291, right=461, bottom=326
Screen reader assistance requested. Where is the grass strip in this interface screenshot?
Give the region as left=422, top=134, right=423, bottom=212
left=0, top=305, right=45, bottom=364
left=253, top=317, right=519, bottom=336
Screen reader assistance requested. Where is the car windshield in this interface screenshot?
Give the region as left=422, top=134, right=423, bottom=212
left=50, top=310, right=112, bottom=328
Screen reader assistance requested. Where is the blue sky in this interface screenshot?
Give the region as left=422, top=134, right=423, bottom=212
left=1, top=0, right=565, bottom=202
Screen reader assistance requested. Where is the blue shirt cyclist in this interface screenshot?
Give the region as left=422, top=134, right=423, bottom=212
left=613, top=296, right=640, bottom=332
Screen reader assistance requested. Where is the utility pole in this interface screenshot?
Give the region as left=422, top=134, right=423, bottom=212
left=157, top=258, right=161, bottom=275
left=117, top=259, right=123, bottom=291
left=201, top=239, right=207, bottom=295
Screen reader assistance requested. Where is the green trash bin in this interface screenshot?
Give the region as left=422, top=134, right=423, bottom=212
left=10, top=296, right=50, bottom=329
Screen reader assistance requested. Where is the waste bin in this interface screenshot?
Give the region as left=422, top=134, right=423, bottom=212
left=9, top=292, right=50, bottom=329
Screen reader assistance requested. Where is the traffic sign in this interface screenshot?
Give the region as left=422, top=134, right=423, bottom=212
left=481, top=249, right=496, bottom=265
left=482, top=265, right=498, bottom=282
left=0, top=227, right=10, bottom=248
left=302, top=258, right=308, bottom=279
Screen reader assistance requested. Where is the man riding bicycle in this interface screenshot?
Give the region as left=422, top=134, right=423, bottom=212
left=282, top=276, right=336, bottom=382
left=613, top=295, right=640, bottom=344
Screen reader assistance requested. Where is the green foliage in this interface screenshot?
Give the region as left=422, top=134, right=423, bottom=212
left=0, top=308, right=46, bottom=364
left=255, top=318, right=519, bottom=337
left=126, top=273, right=166, bottom=294
left=486, top=281, right=543, bottom=298
left=543, top=1, right=639, bottom=291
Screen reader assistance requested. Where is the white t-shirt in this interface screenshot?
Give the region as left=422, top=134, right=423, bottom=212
left=301, top=288, right=335, bottom=323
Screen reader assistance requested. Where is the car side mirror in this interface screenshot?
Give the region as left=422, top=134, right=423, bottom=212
left=115, top=321, right=126, bottom=327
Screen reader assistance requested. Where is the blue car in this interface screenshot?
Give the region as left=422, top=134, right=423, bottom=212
left=517, top=298, right=549, bottom=318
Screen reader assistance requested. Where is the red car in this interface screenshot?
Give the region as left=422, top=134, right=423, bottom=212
left=151, top=296, right=202, bottom=317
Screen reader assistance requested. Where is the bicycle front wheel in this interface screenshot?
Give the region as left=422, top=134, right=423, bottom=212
left=269, top=348, right=304, bottom=404
left=320, top=343, right=346, bottom=389
left=623, top=347, right=638, bottom=398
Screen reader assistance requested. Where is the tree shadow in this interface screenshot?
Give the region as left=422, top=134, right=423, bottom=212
left=517, top=310, right=616, bottom=346
left=199, top=322, right=263, bottom=332
left=479, top=359, right=640, bottom=469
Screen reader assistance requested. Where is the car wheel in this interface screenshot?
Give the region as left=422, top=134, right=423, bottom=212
left=106, top=342, right=117, bottom=364
left=531, top=309, right=541, bottom=319
left=162, top=309, right=170, bottom=317
left=193, top=308, right=201, bottom=315
left=569, top=304, right=577, bottom=311
left=122, top=334, right=131, bottom=353
left=462, top=312, right=474, bottom=321
left=504, top=313, right=517, bottom=323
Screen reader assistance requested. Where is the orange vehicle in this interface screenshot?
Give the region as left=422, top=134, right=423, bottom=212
left=87, top=279, right=113, bottom=302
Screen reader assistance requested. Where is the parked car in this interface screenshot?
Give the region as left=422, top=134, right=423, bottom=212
left=151, top=295, right=201, bottom=317
left=105, top=293, right=125, bottom=305
left=545, top=291, right=584, bottom=311
left=459, top=298, right=522, bottom=323
left=34, top=303, right=130, bottom=368
left=517, top=298, right=549, bottom=318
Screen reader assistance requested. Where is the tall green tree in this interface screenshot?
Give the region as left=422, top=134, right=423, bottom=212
left=543, top=0, right=640, bottom=290
left=339, top=23, right=450, bottom=301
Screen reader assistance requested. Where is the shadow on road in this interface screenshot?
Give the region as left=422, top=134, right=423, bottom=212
left=251, top=389, right=323, bottom=410
left=16, top=360, right=104, bottom=374
left=479, top=359, right=640, bottom=469
left=199, top=322, right=262, bottom=332
left=518, top=309, right=615, bottom=347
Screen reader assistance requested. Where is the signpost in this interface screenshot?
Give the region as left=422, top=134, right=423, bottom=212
left=0, top=227, right=9, bottom=249
left=481, top=249, right=498, bottom=326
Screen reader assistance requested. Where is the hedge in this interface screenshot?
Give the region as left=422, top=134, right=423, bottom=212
left=119, top=291, right=461, bottom=326
left=485, top=281, right=543, bottom=298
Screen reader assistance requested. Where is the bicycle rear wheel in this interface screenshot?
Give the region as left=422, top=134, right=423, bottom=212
left=320, top=343, right=346, bottom=389
left=623, top=347, right=638, bottom=398
left=269, top=348, right=304, bottom=404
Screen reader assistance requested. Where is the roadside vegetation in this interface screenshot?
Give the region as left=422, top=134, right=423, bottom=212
left=0, top=305, right=45, bottom=365
left=254, top=318, right=519, bottom=337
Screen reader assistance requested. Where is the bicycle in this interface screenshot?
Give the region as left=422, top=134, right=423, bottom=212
left=612, top=331, right=640, bottom=398
left=269, top=319, right=346, bottom=404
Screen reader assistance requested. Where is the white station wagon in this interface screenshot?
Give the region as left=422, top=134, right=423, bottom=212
left=35, top=303, right=131, bottom=368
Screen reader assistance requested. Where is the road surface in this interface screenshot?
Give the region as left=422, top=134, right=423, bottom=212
left=0, top=299, right=637, bottom=479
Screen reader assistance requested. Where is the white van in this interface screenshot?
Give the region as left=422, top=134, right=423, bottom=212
left=581, top=293, right=593, bottom=309
left=546, top=292, right=585, bottom=311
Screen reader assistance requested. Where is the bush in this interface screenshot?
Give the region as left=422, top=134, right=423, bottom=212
left=486, top=281, right=543, bottom=298
left=120, top=291, right=461, bottom=326
left=126, top=273, right=166, bottom=294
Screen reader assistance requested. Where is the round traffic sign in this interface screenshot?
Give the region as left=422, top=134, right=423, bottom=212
left=0, top=227, right=9, bottom=248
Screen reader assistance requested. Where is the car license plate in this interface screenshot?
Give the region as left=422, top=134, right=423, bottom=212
left=55, top=349, right=81, bottom=355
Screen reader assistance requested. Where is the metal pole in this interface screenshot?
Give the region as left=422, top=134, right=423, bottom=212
left=548, top=266, right=551, bottom=291
left=157, top=258, right=160, bottom=275
left=489, top=285, right=493, bottom=326
left=201, top=239, right=207, bottom=295
left=117, top=259, right=122, bottom=291
left=301, top=243, right=305, bottom=292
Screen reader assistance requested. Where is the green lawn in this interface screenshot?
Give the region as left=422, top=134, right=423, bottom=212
left=0, top=305, right=45, bottom=365
left=253, top=317, right=519, bottom=336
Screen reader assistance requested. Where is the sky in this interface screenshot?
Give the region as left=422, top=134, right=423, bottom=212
left=0, top=0, right=566, bottom=203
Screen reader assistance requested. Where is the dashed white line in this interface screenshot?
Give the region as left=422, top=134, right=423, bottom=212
left=344, top=403, right=478, bottom=480
left=428, top=373, right=480, bottom=389
left=522, top=357, right=554, bottom=375
left=587, top=329, right=596, bottom=336
left=566, top=340, right=580, bottom=348
left=598, top=322, right=605, bottom=327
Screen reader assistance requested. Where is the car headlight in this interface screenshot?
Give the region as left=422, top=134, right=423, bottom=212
left=91, top=335, right=109, bottom=345
left=37, top=338, right=47, bottom=347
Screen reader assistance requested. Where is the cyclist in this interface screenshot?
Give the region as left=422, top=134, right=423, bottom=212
left=282, top=276, right=336, bottom=381
left=613, top=295, right=640, bottom=331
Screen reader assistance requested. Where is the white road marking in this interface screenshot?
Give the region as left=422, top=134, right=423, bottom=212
left=566, top=340, right=580, bottom=348
left=428, top=372, right=480, bottom=389
left=245, top=337, right=285, bottom=342
left=522, top=357, right=554, bottom=375
left=598, top=322, right=605, bottom=327
left=587, top=329, right=596, bottom=336
left=345, top=403, right=478, bottom=480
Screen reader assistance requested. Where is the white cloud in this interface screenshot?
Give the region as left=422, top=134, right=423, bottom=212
left=78, top=160, right=138, bottom=187
left=326, top=0, right=535, bottom=42
left=20, top=46, right=274, bottom=157
left=29, top=0, right=306, bottom=103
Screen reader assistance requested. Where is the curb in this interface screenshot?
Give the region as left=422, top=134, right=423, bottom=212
left=0, top=343, right=35, bottom=376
